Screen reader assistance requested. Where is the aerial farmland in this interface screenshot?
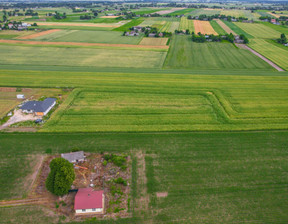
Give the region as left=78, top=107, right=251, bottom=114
left=0, top=1, right=288, bottom=224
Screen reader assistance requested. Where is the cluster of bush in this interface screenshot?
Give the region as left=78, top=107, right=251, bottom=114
left=187, top=14, right=248, bottom=22
left=54, top=12, right=66, bottom=20
left=103, top=153, right=127, bottom=170
left=277, top=33, right=287, bottom=44
left=80, top=14, right=95, bottom=20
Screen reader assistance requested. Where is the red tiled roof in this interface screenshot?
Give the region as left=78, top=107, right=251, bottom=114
left=74, top=188, right=103, bottom=210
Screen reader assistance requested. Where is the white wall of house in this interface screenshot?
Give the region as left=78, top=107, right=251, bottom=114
left=43, top=101, right=56, bottom=115
left=75, top=208, right=103, bottom=214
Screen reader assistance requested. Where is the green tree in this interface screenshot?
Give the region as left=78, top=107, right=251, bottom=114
left=46, top=158, right=75, bottom=196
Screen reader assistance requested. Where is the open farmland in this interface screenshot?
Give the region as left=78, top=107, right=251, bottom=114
left=164, top=36, right=272, bottom=70
left=216, top=20, right=236, bottom=35
left=222, top=21, right=253, bottom=38
left=189, top=9, right=221, bottom=16
left=32, top=30, right=143, bottom=44
left=179, top=17, right=194, bottom=32
left=0, top=131, right=288, bottom=223
left=210, top=20, right=227, bottom=35
left=36, top=21, right=126, bottom=28
left=193, top=20, right=217, bottom=35
left=248, top=39, right=288, bottom=70
left=235, top=22, right=281, bottom=39
left=0, top=45, right=167, bottom=69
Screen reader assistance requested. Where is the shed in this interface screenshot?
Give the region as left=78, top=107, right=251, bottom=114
left=74, top=188, right=104, bottom=214
left=61, top=151, right=85, bottom=163
left=17, top=94, right=25, bottom=99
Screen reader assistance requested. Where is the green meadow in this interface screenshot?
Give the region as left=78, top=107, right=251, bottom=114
left=0, top=45, right=167, bottom=68
left=164, top=35, right=272, bottom=70
left=33, top=30, right=143, bottom=44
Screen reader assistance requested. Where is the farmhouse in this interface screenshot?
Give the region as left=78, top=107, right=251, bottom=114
left=20, top=97, right=56, bottom=116
left=74, top=188, right=104, bottom=214
left=61, top=151, right=85, bottom=163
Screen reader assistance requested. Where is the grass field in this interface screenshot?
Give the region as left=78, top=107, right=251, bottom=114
left=210, top=20, right=227, bottom=34
left=194, top=20, right=217, bottom=35
left=140, top=38, right=168, bottom=46
left=32, top=30, right=143, bottom=44
left=164, top=35, right=271, bottom=70
left=0, top=131, right=287, bottom=223
left=216, top=19, right=235, bottom=35
left=179, top=17, right=194, bottom=32
left=222, top=21, right=253, bottom=38
left=0, top=45, right=167, bottom=69
left=189, top=9, right=221, bottom=16
left=167, top=8, right=196, bottom=16
left=235, top=22, right=281, bottom=39
left=248, top=39, right=288, bottom=70
left=113, top=18, right=145, bottom=31
left=261, top=22, right=288, bottom=35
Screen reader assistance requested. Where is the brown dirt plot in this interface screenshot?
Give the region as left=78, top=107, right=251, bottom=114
left=17, top=29, right=61, bottom=40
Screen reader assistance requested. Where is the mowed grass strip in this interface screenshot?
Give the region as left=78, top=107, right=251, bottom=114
left=248, top=39, right=288, bottom=70
left=210, top=20, right=227, bottom=35
left=235, top=22, right=281, bottom=39
left=140, top=38, right=168, bottom=46
left=164, top=35, right=272, bottom=70
left=0, top=45, right=167, bottom=69
left=179, top=17, right=194, bottom=32
left=194, top=20, right=217, bottom=35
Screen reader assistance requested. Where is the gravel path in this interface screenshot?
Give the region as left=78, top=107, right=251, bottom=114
left=236, top=44, right=285, bottom=72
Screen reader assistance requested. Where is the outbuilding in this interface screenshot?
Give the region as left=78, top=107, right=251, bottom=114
left=61, top=151, right=85, bottom=163
left=74, top=188, right=104, bottom=214
left=17, top=94, right=25, bottom=99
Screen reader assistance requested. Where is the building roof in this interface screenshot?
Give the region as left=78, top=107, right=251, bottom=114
left=74, top=188, right=103, bottom=210
left=61, top=151, right=85, bottom=163
left=21, top=98, right=56, bottom=112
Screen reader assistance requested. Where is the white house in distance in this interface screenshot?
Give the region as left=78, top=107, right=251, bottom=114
left=17, top=94, right=25, bottom=99
left=20, top=98, right=56, bottom=116
left=74, top=188, right=105, bottom=214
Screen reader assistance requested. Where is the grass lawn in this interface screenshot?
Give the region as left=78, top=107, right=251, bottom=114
left=0, top=131, right=287, bottom=223
left=0, top=45, right=166, bottom=69
left=164, top=35, right=272, bottom=70
left=33, top=30, right=143, bottom=45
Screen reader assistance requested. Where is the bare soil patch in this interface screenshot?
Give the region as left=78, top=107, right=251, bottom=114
left=156, top=192, right=168, bottom=198
left=0, top=39, right=169, bottom=49
left=17, top=29, right=61, bottom=40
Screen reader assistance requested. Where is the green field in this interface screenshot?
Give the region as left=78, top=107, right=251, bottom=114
left=189, top=9, right=221, bottom=16
left=0, top=45, right=167, bottom=69
left=210, top=20, right=227, bottom=34
left=222, top=21, right=254, bottom=38
left=248, top=39, right=288, bottom=70
left=113, top=18, right=145, bottom=31
left=167, top=8, right=196, bottom=16
left=179, top=17, right=194, bottom=32
left=164, top=35, right=272, bottom=70
left=235, top=22, right=281, bottom=39
left=33, top=30, right=143, bottom=44
left=0, top=131, right=287, bottom=223
left=261, top=22, right=288, bottom=35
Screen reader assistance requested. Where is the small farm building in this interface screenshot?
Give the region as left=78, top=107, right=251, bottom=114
left=61, top=151, right=85, bottom=163
left=20, top=98, right=56, bottom=116
left=74, top=188, right=104, bottom=214
left=17, top=94, right=25, bottom=99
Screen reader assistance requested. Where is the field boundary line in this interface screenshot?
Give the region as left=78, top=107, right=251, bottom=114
left=0, top=39, right=169, bottom=50
left=236, top=44, right=285, bottom=71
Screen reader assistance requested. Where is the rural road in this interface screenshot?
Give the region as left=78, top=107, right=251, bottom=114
left=0, top=198, right=49, bottom=207
left=236, top=44, right=285, bottom=72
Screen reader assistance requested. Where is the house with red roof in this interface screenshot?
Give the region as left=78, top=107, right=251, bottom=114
left=74, top=188, right=104, bottom=214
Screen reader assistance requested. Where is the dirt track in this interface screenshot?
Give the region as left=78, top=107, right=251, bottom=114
left=236, top=44, right=285, bottom=72
left=18, top=29, right=61, bottom=40
left=36, top=22, right=121, bottom=28
left=0, top=39, right=169, bottom=49
left=215, top=19, right=236, bottom=35
left=0, top=198, right=49, bottom=207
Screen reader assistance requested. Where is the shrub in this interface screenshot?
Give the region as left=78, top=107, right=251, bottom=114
left=113, top=177, right=127, bottom=186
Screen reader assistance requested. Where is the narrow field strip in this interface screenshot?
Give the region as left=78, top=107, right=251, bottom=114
left=179, top=17, right=194, bottom=32
left=0, top=39, right=169, bottom=49
left=17, top=29, right=61, bottom=40
left=216, top=19, right=236, bottom=35
left=193, top=20, right=217, bottom=35
left=36, top=22, right=123, bottom=28
left=140, top=38, right=168, bottom=46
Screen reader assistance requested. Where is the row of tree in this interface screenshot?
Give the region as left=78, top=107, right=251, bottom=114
left=187, top=14, right=248, bottom=21
left=191, top=32, right=248, bottom=44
